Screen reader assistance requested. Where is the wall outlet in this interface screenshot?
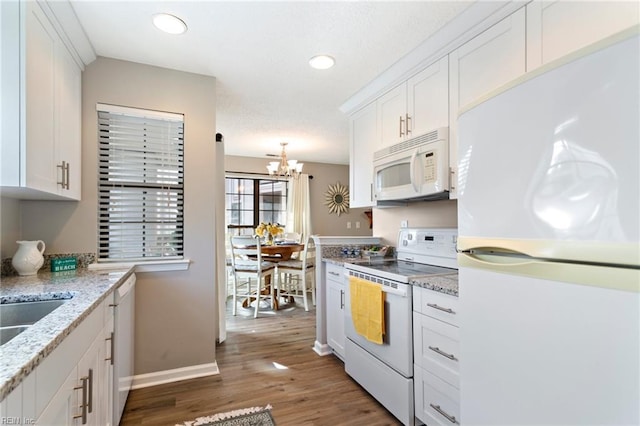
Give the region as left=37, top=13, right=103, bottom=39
left=356, top=221, right=360, bottom=229
left=400, top=220, right=408, bottom=228
left=347, top=221, right=352, bottom=229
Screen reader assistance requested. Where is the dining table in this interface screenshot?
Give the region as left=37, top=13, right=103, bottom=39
left=259, top=243, right=305, bottom=261
left=241, top=242, right=305, bottom=309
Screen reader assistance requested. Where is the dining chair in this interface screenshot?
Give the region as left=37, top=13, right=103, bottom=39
left=276, top=235, right=316, bottom=311
left=283, top=232, right=301, bottom=243
left=229, top=235, right=277, bottom=318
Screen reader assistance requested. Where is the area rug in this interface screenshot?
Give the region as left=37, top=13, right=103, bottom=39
left=177, top=405, right=275, bottom=426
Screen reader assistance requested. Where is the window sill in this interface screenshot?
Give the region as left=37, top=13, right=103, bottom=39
left=88, top=259, right=192, bottom=273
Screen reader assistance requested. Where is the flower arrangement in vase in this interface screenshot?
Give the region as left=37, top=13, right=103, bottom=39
left=254, top=222, right=284, bottom=245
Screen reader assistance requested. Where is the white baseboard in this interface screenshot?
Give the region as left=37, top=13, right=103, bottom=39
left=131, top=361, right=220, bottom=390
left=313, top=341, right=333, bottom=356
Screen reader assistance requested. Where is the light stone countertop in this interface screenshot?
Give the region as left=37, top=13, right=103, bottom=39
left=0, top=267, right=134, bottom=401
left=411, top=273, right=459, bottom=297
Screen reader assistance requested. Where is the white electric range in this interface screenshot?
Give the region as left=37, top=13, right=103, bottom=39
left=343, top=228, right=458, bottom=426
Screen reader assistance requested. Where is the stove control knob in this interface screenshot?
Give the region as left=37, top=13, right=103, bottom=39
left=402, top=240, right=408, bottom=246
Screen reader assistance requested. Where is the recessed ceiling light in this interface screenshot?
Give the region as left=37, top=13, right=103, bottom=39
left=152, top=13, right=187, bottom=35
left=309, top=55, right=335, bottom=70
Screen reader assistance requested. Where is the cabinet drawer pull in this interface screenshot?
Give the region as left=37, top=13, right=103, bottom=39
left=329, top=271, right=340, bottom=277
left=73, top=375, right=89, bottom=424
left=340, top=289, right=344, bottom=309
left=57, top=161, right=67, bottom=188
left=87, top=368, right=93, bottom=414
left=428, top=346, right=458, bottom=361
left=430, top=403, right=459, bottom=424
left=449, top=167, right=456, bottom=191
left=427, top=303, right=455, bottom=314
left=64, top=162, right=70, bottom=190
left=106, top=332, right=114, bottom=365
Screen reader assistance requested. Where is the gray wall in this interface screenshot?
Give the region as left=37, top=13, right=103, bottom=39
left=11, top=57, right=220, bottom=375
left=225, top=155, right=373, bottom=237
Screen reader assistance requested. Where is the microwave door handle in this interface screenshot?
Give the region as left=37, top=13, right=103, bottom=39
left=410, top=149, right=420, bottom=193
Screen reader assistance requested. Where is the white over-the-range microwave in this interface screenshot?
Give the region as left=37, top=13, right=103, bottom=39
left=373, top=127, right=450, bottom=203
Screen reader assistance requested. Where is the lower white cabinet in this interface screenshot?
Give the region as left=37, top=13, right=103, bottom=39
left=325, top=262, right=346, bottom=360
left=21, top=289, right=118, bottom=426
left=36, top=296, right=115, bottom=425
left=35, top=364, right=79, bottom=425
left=413, top=286, right=460, bottom=426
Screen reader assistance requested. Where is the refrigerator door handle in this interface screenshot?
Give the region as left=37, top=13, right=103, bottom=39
left=457, top=252, right=639, bottom=293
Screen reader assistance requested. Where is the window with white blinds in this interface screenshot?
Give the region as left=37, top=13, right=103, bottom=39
left=97, top=104, right=184, bottom=261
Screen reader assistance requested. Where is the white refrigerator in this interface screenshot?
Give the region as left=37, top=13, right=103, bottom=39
left=457, top=27, right=639, bottom=425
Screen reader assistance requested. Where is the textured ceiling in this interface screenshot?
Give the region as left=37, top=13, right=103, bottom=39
left=70, top=1, right=473, bottom=165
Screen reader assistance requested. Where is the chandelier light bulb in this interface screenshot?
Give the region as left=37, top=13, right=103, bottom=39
left=266, top=142, right=304, bottom=178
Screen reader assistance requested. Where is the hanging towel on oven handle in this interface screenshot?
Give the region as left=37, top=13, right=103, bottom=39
left=349, top=275, right=385, bottom=344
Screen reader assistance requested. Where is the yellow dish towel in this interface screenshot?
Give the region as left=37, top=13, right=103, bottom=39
left=349, top=276, right=385, bottom=344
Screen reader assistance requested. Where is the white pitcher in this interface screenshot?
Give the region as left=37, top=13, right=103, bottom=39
left=12, top=240, right=46, bottom=276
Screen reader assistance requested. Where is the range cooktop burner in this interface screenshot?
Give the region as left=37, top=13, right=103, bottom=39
left=353, top=259, right=455, bottom=277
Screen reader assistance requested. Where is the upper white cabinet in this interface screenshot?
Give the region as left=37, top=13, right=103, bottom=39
left=378, top=56, right=449, bottom=148
left=406, top=56, right=449, bottom=140
left=526, top=1, right=640, bottom=70
left=1, top=0, right=82, bottom=200
left=448, top=7, right=526, bottom=199
left=349, top=101, right=377, bottom=208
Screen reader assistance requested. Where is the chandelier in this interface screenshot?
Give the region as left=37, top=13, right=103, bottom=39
left=266, top=142, right=304, bottom=178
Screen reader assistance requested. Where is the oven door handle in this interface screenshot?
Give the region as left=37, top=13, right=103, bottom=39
left=346, top=272, right=409, bottom=298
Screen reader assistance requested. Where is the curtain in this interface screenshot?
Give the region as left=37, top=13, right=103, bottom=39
left=286, top=174, right=312, bottom=243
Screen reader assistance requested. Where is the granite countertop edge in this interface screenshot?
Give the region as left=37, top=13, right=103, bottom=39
left=410, top=274, right=459, bottom=297
left=0, top=267, right=135, bottom=401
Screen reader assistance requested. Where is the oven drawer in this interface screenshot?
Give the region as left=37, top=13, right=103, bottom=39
left=346, top=339, right=415, bottom=426
left=415, top=365, right=460, bottom=426
left=413, top=312, right=460, bottom=389
left=413, top=286, right=459, bottom=327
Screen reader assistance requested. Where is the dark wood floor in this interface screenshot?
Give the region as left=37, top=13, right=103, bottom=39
left=120, top=300, right=401, bottom=425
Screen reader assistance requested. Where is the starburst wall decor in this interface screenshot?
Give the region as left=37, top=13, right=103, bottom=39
left=324, top=182, right=350, bottom=216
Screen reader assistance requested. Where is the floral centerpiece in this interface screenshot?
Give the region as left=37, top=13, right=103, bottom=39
left=254, top=222, right=284, bottom=245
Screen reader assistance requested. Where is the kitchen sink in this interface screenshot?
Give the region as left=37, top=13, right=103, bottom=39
left=0, top=299, right=69, bottom=345
left=0, top=326, right=31, bottom=346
